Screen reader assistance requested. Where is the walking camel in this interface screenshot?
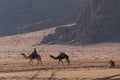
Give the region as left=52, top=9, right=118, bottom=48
left=49, top=52, right=70, bottom=64
left=21, top=48, right=42, bottom=65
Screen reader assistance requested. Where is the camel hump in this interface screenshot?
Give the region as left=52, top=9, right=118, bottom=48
left=60, top=52, right=66, bottom=55
left=60, top=52, right=69, bottom=58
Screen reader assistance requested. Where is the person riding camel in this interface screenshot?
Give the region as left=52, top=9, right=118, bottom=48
left=32, top=48, right=39, bottom=58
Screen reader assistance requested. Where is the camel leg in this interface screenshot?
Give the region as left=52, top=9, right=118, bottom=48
left=39, top=58, right=42, bottom=65
left=58, top=59, right=61, bottom=64
left=61, top=60, right=64, bottom=65
left=28, top=60, right=31, bottom=64
left=66, top=58, right=70, bottom=64
left=36, top=59, right=39, bottom=65
left=58, top=59, right=64, bottom=65
left=29, top=59, right=33, bottom=65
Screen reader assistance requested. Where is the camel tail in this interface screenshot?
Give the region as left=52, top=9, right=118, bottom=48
left=49, top=55, right=58, bottom=59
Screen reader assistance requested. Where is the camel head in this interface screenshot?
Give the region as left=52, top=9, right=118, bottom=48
left=21, top=53, right=25, bottom=56
left=49, top=55, right=53, bottom=57
left=21, top=53, right=28, bottom=59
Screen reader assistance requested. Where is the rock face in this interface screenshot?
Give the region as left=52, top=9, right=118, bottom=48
left=75, top=0, right=120, bottom=44
left=41, top=0, right=120, bottom=45
left=41, top=24, right=76, bottom=44
left=0, top=0, right=87, bottom=36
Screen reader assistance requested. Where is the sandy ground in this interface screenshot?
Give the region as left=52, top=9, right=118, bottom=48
left=0, top=27, right=120, bottom=80
left=0, top=58, right=120, bottom=80
left=0, top=43, right=120, bottom=80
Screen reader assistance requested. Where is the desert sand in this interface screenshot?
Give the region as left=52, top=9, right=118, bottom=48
left=0, top=27, right=120, bottom=80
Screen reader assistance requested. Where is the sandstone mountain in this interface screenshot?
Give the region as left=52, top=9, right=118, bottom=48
left=0, top=0, right=87, bottom=36
left=41, top=0, right=120, bottom=45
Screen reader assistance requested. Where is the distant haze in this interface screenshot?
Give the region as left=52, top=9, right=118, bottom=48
left=41, top=0, right=120, bottom=45
left=0, top=0, right=87, bottom=36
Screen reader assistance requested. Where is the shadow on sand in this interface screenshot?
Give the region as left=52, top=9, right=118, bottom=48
left=94, top=74, right=120, bottom=80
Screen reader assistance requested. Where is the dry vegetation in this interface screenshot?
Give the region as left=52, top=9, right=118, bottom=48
left=0, top=27, right=120, bottom=80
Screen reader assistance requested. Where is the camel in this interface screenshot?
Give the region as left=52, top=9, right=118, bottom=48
left=49, top=52, right=70, bottom=64
left=21, top=52, right=42, bottom=65
left=109, top=60, right=115, bottom=68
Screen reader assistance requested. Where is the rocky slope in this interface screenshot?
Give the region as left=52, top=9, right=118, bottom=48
left=0, top=0, right=87, bottom=36
left=75, top=0, right=120, bottom=44
left=41, top=0, right=120, bottom=45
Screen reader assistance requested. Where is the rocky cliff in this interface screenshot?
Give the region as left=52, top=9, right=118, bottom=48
left=75, top=0, right=120, bottom=44
left=0, top=0, right=87, bottom=36
left=41, top=0, right=120, bottom=45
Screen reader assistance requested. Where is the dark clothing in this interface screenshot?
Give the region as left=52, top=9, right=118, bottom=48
left=31, top=53, right=39, bottom=59
left=31, top=49, right=39, bottom=58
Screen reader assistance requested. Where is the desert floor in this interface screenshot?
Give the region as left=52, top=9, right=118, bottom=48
left=0, top=57, right=120, bottom=80
left=0, top=43, right=120, bottom=80
left=0, top=27, right=120, bottom=80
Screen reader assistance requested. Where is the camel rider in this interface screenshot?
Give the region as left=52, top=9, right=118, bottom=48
left=32, top=48, right=39, bottom=58
left=33, top=48, right=38, bottom=54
